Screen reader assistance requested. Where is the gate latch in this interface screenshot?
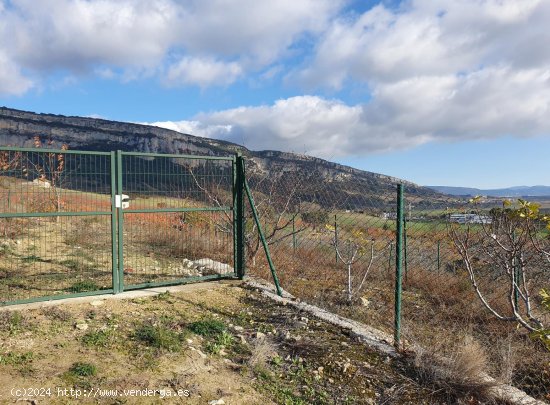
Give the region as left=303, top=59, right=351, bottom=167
left=115, top=194, right=130, bottom=209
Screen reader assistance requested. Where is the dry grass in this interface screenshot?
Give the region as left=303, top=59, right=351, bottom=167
left=249, top=240, right=550, bottom=400
left=412, top=334, right=496, bottom=402
left=247, top=337, right=278, bottom=369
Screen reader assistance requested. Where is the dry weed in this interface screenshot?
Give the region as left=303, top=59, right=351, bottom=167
left=248, top=338, right=278, bottom=369
left=412, top=334, right=496, bottom=401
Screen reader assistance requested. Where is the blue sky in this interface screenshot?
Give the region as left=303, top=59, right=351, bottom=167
left=1, top=0, right=549, bottom=189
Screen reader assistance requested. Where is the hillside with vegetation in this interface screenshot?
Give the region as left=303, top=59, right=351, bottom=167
left=0, top=107, right=447, bottom=210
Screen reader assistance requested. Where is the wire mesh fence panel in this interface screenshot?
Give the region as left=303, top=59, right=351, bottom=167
left=0, top=148, right=115, bottom=303
left=401, top=192, right=550, bottom=402
left=120, top=153, right=236, bottom=289
left=244, top=161, right=402, bottom=336
left=243, top=156, right=550, bottom=402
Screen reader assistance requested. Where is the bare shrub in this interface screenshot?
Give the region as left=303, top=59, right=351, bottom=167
left=496, top=335, right=516, bottom=385
left=248, top=338, right=278, bottom=369
left=412, top=334, right=495, bottom=401
left=139, top=221, right=230, bottom=263
left=0, top=218, right=24, bottom=239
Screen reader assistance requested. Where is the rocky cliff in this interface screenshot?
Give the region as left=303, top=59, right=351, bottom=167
left=0, top=106, right=441, bottom=207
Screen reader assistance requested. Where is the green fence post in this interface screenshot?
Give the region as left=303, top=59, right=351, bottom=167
left=243, top=171, right=283, bottom=297
left=437, top=240, right=441, bottom=272
left=394, top=184, right=404, bottom=350
left=110, top=151, right=119, bottom=294
left=234, top=153, right=245, bottom=279
left=292, top=216, right=297, bottom=252
left=334, top=214, right=338, bottom=263
left=388, top=241, right=393, bottom=272
left=403, top=217, right=408, bottom=283
left=116, top=150, right=124, bottom=293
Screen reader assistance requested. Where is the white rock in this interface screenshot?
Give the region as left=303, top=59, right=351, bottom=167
left=254, top=332, right=266, bottom=339
left=193, top=258, right=234, bottom=275
left=75, top=323, right=88, bottom=331
left=90, top=300, right=104, bottom=307
left=360, top=297, right=370, bottom=307
left=208, top=400, right=225, bottom=405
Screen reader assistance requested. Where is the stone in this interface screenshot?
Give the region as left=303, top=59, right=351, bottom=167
left=75, top=323, right=88, bottom=331
left=208, top=400, right=225, bottom=405
left=90, top=300, right=104, bottom=307
left=295, top=321, right=308, bottom=328
left=254, top=332, right=266, bottom=339
left=360, top=297, right=370, bottom=307
left=232, top=325, right=244, bottom=332
left=193, top=258, right=233, bottom=275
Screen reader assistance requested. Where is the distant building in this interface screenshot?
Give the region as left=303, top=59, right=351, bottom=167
left=382, top=212, right=397, bottom=220
left=449, top=213, right=492, bottom=224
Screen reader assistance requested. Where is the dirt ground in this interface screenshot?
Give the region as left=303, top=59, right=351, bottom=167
left=0, top=281, right=483, bottom=404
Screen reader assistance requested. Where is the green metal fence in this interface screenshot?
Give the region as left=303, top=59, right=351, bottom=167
left=243, top=164, right=550, bottom=402
left=0, top=147, right=245, bottom=305
left=2, top=145, right=549, bottom=401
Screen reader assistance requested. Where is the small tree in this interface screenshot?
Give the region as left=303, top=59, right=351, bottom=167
left=186, top=165, right=309, bottom=265
left=531, top=289, right=550, bottom=350
left=327, top=225, right=376, bottom=304
left=448, top=198, right=549, bottom=334
left=302, top=210, right=329, bottom=229
left=28, top=136, right=69, bottom=217
left=0, top=149, right=23, bottom=237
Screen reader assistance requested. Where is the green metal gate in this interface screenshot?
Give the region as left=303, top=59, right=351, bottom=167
left=0, top=147, right=244, bottom=305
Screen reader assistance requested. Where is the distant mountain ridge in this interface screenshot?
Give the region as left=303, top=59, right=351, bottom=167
left=0, top=106, right=443, bottom=209
left=428, top=185, right=550, bottom=197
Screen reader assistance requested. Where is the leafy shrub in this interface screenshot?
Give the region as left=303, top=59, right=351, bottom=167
left=531, top=289, right=550, bottom=350
left=301, top=211, right=329, bottom=227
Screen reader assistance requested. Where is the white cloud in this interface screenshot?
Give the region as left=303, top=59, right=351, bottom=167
left=150, top=74, right=550, bottom=157
left=147, top=96, right=420, bottom=157
left=0, top=51, right=33, bottom=95
left=293, top=0, right=550, bottom=89
left=165, top=57, right=243, bottom=87
left=149, top=120, right=233, bottom=139
left=175, top=0, right=340, bottom=66
left=2, top=0, right=550, bottom=159
left=0, top=0, right=342, bottom=93
left=6, top=0, right=179, bottom=70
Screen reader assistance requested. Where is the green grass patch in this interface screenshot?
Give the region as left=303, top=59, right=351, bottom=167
left=66, top=280, right=100, bottom=293
left=205, top=331, right=234, bottom=354
left=188, top=319, right=226, bottom=337
left=153, top=291, right=173, bottom=302
left=63, top=362, right=97, bottom=389
left=68, top=362, right=97, bottom=377
left=21, top=254, right=41, bottom=263
left=82, top=329, right=114, bottom=348
left=133, top=323, right=183, bottom=352
left=0, top=311, right=28, bottom=334
left=0, top=351, right=34, bottom=366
